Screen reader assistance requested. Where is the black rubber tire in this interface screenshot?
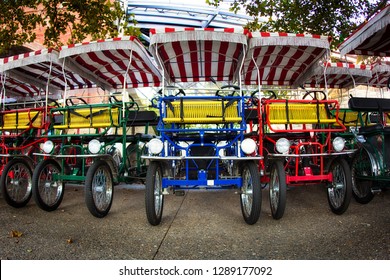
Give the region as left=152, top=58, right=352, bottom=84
left=145, top=161, right=164, bottom=226
left=327, top=158, right=352, bottom=215
left=240, top=161, right=262, bottom=225
left=269, top=160, right=287, bottom=220
left=32, top=159, right=64, bottom=211
left=351, top=149, right=374, bottom=204
left=85, top=160, right=114, bottom=218
left=0, top=158, right=32, bottom=208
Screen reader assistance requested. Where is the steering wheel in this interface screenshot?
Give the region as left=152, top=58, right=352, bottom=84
left=109, top=94, right=135, bottom=109
left=150, top=97, right=159, bottom=108
left=43, top=97, right=61, bottom=108
left=109, top=95, right=120, bottom=104
left=302, top=90, right=327, bottom=100
left=66, top=97, right=88, bottom=106
left=215, top=85, right=241, bottom=97
left=249, top=90, right=277, bottom=106
left=174, top=89, right=186, bottom=96
left=157, top=87, right=186, bottom=96
left=252, top=90, right=277, bottom=100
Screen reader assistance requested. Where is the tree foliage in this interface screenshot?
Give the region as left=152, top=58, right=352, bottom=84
left=0, top=0, right=42, bottom=55
left=206, top=0, right=387, bottom=49
left=0, top=0, right=139, bottom=56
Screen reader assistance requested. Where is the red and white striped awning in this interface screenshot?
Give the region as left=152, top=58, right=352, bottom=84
left=305, top=62, right=372, bottom=89
left=0, top=76, right=43, bottom=98
left=59, top=36, right=162, bottom=91
left=242, top=32, right=331, bottom=87
left=0, top=49, right=95, bottom=99
left=149, top=28, right=248, bottom=83
left=369, top=62, right=390, bottom=88
left=339, top=5, right=390, bottom=57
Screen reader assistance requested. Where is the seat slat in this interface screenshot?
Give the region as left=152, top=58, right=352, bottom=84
left=163, top=100, right=241, bottom=124
left=0, top=110, right=43, bottom=130
left=266, top=103, right=336, bottom=125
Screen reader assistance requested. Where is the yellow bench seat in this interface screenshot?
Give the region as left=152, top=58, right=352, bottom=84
left=332, top=110, right=359, bottom=127
left=163, top=100, right=242, bottom=124
left=266, top=103, right=336, bottom=124
left=0, top=110, right=43, bottom=130
left=53, top=107, right=119, bottom=129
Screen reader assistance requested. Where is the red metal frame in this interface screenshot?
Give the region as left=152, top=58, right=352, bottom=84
left=0, top=106, right=53, bottom=171
left=248, top=98, right=347, bottom=186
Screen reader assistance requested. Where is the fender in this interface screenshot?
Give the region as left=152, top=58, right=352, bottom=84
left=10, top=154, right=35, bottom=170
left=94, top=154, right=120, bottom=184
left=357, top=143, right=383, bottom=176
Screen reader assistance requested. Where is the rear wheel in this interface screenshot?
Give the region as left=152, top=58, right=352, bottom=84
left=32, top=159, right=64, bottom=211
left=327, top=158, right=352, bottom=214
left=85, top=160, right=114, bottom=218
left=240, top=161, right=261, bottom=225
left=145, top=161, right=164, bottom=225
left=269, top=160, right=287, bottom=219
left=1, top=158, right=32, bottom=208
left=351, top=149, right=374, bottom=204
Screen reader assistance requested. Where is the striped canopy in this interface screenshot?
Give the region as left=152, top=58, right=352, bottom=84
left=242, top=32, right=331, bottom=87
left=339, top=5, right=390, bottom=57
left=0, top=49, right=94, bottom=99
left=369, top=62, right=390, bottom=88
left=0, top=76, right=42, bottom=97
left=305, top=62, right=372, bottom=89
left=59, top=36, right=162, bottom=91
left=149, top=28, right=248, bottom=83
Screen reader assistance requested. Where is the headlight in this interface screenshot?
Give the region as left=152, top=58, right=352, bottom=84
left=42, top=141, right=54, bottom=154
left=241, top=138, right=257, bottom=155
left=88, top=139, right=101, bottom=154
left=332, top=137, right=345, bottom=152
left=147, top=138, right=164, bottom=155
left=275, top=138, right=290, bottom=154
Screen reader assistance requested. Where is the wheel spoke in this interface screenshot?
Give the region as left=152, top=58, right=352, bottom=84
left=92, top=167, right=112, bottom=212
left=39, top=164, right=62, bottom=206
left=5, top=163, right=32, bottom=204
left=241, top=167, right=253, bottom=216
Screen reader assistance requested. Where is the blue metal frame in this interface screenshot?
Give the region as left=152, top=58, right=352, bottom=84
left=145, top=94, right=261, bottom=190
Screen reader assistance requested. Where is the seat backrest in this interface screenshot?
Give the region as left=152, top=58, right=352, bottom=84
left=163, top=99, right=242, bottom=124
left=0, top=109, right=43, bottom=130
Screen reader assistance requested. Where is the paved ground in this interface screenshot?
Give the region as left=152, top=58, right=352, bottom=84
left=0, top=183, right=389, bottom=260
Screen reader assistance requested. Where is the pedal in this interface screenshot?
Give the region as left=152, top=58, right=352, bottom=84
left=174, top=190, right=185, bottom=196
left=371, top=188, right=382, bottom=194
left=163, top=189, right=170, bottom=195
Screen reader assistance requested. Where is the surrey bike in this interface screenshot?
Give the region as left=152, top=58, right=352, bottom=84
left=143, top=28, right=262, bottom=225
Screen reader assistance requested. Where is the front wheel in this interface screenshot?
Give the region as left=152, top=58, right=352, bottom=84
left=0, top=158, right=33, bottom=208
left=32, top=159, right=64, bottom=211
left=85, top=160, right=114, bottom=218
left=240, top=161, right=261, bottom=225
left=327, top=158, right=352, bottom=215
left=269, top=160, right=287, bottom=219
left=351, top=149, right=374, bottom=204
left=145, top=161, right=164, bottom=226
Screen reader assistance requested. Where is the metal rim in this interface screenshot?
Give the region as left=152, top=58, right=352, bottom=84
left=6, top=162, right=32, bottom=203
left=269, top=166, right=280, bottom=213
left=91, top=165, right=113, bottom=212
left=38, top=163, right=63, bottom=207
left=154, top=167, right=163, bottom=217
left=328, top=161, right=346, bottom=209
left=352, top=150, right=372, bottom=198
left=241, top=166, right=253, bottom=217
